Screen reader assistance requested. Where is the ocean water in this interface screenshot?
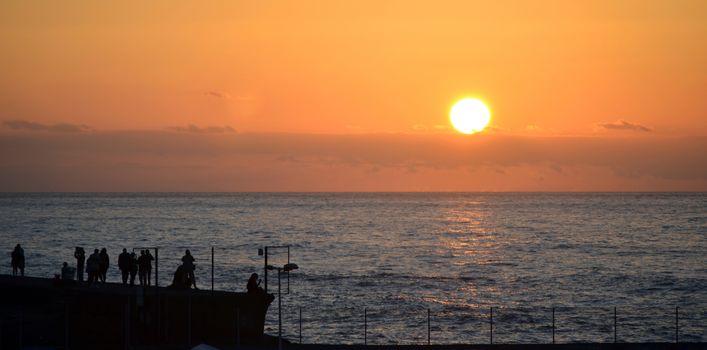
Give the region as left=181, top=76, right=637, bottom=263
left=0, top=193, right=705, bottom=344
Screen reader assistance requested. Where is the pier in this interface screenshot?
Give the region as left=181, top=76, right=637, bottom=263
left=0, top=275, right=273, bottom=349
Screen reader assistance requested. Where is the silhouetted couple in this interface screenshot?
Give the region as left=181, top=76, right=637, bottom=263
left=170, top=250, right=198, bottom=289
left=11, top=244, right=25, bottom=276
left=85, top=248, right=110, bottom=286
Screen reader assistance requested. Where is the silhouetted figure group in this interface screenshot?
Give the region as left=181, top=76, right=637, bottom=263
left=117, top=249, right=154, bottom=286
left=11, top=244, right=263, bottom=293
left=11, top=244, right=25, bottom=276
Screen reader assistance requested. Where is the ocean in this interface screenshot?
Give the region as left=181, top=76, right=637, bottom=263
left=1, top=193, right=705, bottom=344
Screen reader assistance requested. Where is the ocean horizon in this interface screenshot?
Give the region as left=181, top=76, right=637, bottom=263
left=2, top=192, right=705, bottom=344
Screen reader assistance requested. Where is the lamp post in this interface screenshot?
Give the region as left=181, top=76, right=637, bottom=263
left=267, top=263, right=298, bottom=350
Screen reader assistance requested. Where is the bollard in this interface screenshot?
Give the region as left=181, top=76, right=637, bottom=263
left=18, top=305, right=23, bottom=349
left=188, top=295, right=192, bottom=347
left=427, top=308, right=431, bottom=345
left=614, top=307, right=617, bottom=343
left=364, top=308, right=367, bottom=346
left=489, top=307, right=493, bottom=345
left=124, top=298, right=129, bottom=350
left=164, top=296, right=170, bottom=342
left=65, top=303, right=69, bottom=349
left=675, top=307, right=679, bottom=343
left=552, top=307, right=555, bottom=344
left=236, top=307, right=241, bottom=346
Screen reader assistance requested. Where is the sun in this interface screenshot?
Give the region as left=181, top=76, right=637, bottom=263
left=450, top=98, right=491, bottom=134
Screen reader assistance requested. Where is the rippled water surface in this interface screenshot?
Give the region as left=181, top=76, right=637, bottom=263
left=1, top=193, right=705, bottom=343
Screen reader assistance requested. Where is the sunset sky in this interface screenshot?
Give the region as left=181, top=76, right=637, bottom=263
left=1, top=1, right=705, bottom=191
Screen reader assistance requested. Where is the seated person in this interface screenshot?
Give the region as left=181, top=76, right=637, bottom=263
left=61, top=262, right=76, bottom=280
left=247, top=273, right=263, bottom=294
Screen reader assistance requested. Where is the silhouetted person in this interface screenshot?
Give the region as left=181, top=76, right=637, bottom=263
left=247, top=273, right=263, bottom=294
left=74, top=247, right=85, bottom=282
left=86, top=249, right=100, bottom=286
left=129, top=252, right=138, bottom=286
left=118, top=248, right=131, bottom=285
left=11, top=244, right=25, bottom=276
left=98, top=248, right=109, bottom=283
left=145, top=250, right=154, bottom=285
left=181, top=249, right=197, bottom=289
left=138, top=250, right=148, bottom=286
left=61, top=262, right=75, bottom=280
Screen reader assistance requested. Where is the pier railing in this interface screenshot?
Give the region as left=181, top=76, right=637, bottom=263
left=272, top=305, right=706, bottom=345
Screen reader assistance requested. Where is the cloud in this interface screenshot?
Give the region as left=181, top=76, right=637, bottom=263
left=205, top=91, right=231, bottom=99
left=3, top=119, right=92, bottom=132
left=167, top=124, right=236, bottom=133
left=598, top=120, right=652, bottom=132
left=0, top=132, right=704, bottom=191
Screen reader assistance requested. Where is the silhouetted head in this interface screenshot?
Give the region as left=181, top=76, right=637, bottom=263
left=131, top=252, right=136, bottom=258
left=141, top=250, right=146, bottom=255
left=63, top=262, right=68, bottom=267
left=100, top=248, right=106, bottom=253
left=94, top=249, right=99, bottom=254
left=185, top=249, right=191, bottom=255
left=123, top=248, right=127, bottom=253
left=15, top=244, right=21, bottom=249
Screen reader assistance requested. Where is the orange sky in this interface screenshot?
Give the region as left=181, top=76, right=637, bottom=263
left=1, top=1, right=705, bottom=191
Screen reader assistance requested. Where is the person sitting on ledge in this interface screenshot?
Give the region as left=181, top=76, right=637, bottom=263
left=169, top=264, right=196, bottom=289
left=247, top=273, right=264, bottom=294
left=61, top=262, right=75, bottom=280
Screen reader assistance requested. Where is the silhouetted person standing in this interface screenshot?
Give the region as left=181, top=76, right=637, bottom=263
left=145, top=250, right=154, bottom=286
left=181, top=249, right=197, bottom=289
left=86, top=249, right=100, bottom=286
left=74, top=247, right=85, bottom=282
left=118, top=248, right=131, bottom=285
left=129, top=252, right=138, bottom=286
left=11, top=244, right=25, bottom=276
left=98, top=248, right=109, bottom=283
left=138, top=250, right=148, bottom=286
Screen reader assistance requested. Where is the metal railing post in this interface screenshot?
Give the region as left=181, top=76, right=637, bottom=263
left=552, top=307, right=555, bottom=344
left=489, top=307, right=493, bottom=345
left=299, top=306, right=303, bottom=344
left=427, top=308, right=431, bottom=345
left=364, top=308, right=367, bottom=346
left=264, top=247, right=268, bottom=294
left=211, top=246, right=214, bottom=292
left=155, top=248, right=159, bottom=287
left=614, top=307, right=617, bottom=343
